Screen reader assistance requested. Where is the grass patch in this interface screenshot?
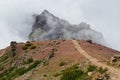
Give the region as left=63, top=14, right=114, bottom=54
left=0, top=53, right=9, bottom=63
left=24, top=58, right=33, bottom=64
left=26, top=60, right=41, bottom=71
left=60, top=64, right=91, bottom=80
left=0, top=60, right=42, bottom=80
left=22, top=42, right=33, bottom=50
left=0, top=66, right=4, bottom=71
left=87, top=65, right=97, bottom=72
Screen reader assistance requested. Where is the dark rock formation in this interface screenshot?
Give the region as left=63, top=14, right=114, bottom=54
left=110, top=55, right=120, bottom=67
left=10, top=41, right=17, bottom=57
left=29, top=10, right=105, bottom=45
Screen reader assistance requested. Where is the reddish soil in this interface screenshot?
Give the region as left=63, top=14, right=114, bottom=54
left=78, top=40, right=120, bottom=61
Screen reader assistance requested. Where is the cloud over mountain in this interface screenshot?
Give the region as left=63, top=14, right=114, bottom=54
left=29, top=10, right=105, bottom=45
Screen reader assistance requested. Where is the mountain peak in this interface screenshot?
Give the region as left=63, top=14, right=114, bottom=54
left=29, top=10, right=105, bottom=45
left=42, top=10, right=49, bottom=13
left=41, top=10, right=53, bottom=16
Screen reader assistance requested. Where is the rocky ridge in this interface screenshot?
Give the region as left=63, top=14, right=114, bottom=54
left=29, top=10, right=105, bottom=45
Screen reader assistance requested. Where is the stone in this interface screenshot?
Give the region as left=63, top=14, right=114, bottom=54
left=88, top=72, right=93, bottom=76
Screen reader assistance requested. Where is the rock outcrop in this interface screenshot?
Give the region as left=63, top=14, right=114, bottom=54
left=10, top=41, right=17, bottom=57
left=110, top=55, right=120, bottom=67
left=29, top=10, right=105, bottom=45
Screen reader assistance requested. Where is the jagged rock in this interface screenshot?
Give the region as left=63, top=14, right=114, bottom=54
left=29, top=10, right=105, bottom=45
left=10, top=41, right=17, bottom=47
left=111, top=55, right=120, bottom=63
left=10, top=41, right=17, bottom=57
left=48, top=50, right=55, bottom=59
left=110, top=55, right=120, bottom=67
left=104, top=72, right=110, bottom=80
left=86, top=40, right=92, bottom=44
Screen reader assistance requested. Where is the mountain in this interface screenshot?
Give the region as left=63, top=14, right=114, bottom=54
left=29, top=10, right=105, bottom=45
left=0, top=10, right=120, bottom=80
left=0, top=40, right=120, bottom=80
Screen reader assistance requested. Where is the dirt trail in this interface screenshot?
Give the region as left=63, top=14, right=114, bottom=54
left=72, top=40, right=120, bottom=80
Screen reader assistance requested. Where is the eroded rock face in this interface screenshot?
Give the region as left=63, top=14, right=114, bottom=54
left=29, top=10, right=105, bottom=45
left=10, top=41, right=17, bottom=57
left=110, top=55, right=120, bottom=67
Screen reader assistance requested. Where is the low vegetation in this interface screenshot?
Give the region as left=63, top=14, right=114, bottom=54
left=0, top=40, right=112, bottom=80
left=24, top=57, right=33, bottom=64
left=22, top=42, right=33, bottom=50
left=22, top=41, right=37, bottom=50
left=98, top=67, right=108, bottom=74
left=53, top=64, right=109, bottom=80
left=60, top=64, right=91, bottom=80
left=30, top=46, right=37, bottom=49
left=87, top=65, right=97, bottom=72
left=0, top=53, right=9, bottom=62
left=0, top=60, right=42, bottom=80
left=59, top=61, right=67, bottom=66
left=0, top=66, right=4, bottom=71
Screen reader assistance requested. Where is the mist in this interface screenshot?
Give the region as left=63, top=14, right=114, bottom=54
left=0, top=0, right=120, bottom=51
left=29, top=10, right=105, bottom=45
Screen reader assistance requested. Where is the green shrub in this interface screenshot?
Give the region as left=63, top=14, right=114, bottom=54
left=43, top=74, right=47, bottom=77
left=0, top=66, right=4, bottom=71
left=0, top=53, right=9, bottom=62
left=27, top=58, right=33, bottom=63
left=53, top=73, right=61, bottom=77
left=22, top=46, right=28, bottom=50
left=26, top=60, right=41, bottom=71
left=61, top=69, right=84, bottom=80
left=15, top=67, right=26, bottom=75
left=14, top=60, right=41, bottom=76
left=30, top=46, right=37, bottom=49
left=24, top=58, right=33, bottom=64
left=87, top=65, right=97, bottom=72
left=22, top=42, right=33, bottom=50
left=59, top=61, right=66, bottom=66
left=0, top=67, right=16, bottom=80
left=25, top=43, right=32, bottom=47
left=60, top=64, right=91, bottom=80
left=98, top=67, right=108, bottom=74
left=0, top=60, right=42, bottom=80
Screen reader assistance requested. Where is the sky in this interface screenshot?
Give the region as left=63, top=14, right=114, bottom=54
left=0, top=0, right=120, bottom=51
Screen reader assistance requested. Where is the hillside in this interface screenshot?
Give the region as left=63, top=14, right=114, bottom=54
left=0, top=40, right=120, bottom=80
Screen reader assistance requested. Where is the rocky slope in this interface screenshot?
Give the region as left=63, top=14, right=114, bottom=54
left=29, top=10, right=105, bottom=45
left=0, top=40, right=120, bottom=80
left=0, top=10, right=120, bottom=80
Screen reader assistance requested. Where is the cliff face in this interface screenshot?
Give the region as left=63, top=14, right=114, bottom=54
left=29, top=10, right=105, bottom=45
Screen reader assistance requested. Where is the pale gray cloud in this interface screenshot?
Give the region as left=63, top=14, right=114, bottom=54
left=0, top=0, right=120, bottom=51
left=79, top=0, right=120, bottom=51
